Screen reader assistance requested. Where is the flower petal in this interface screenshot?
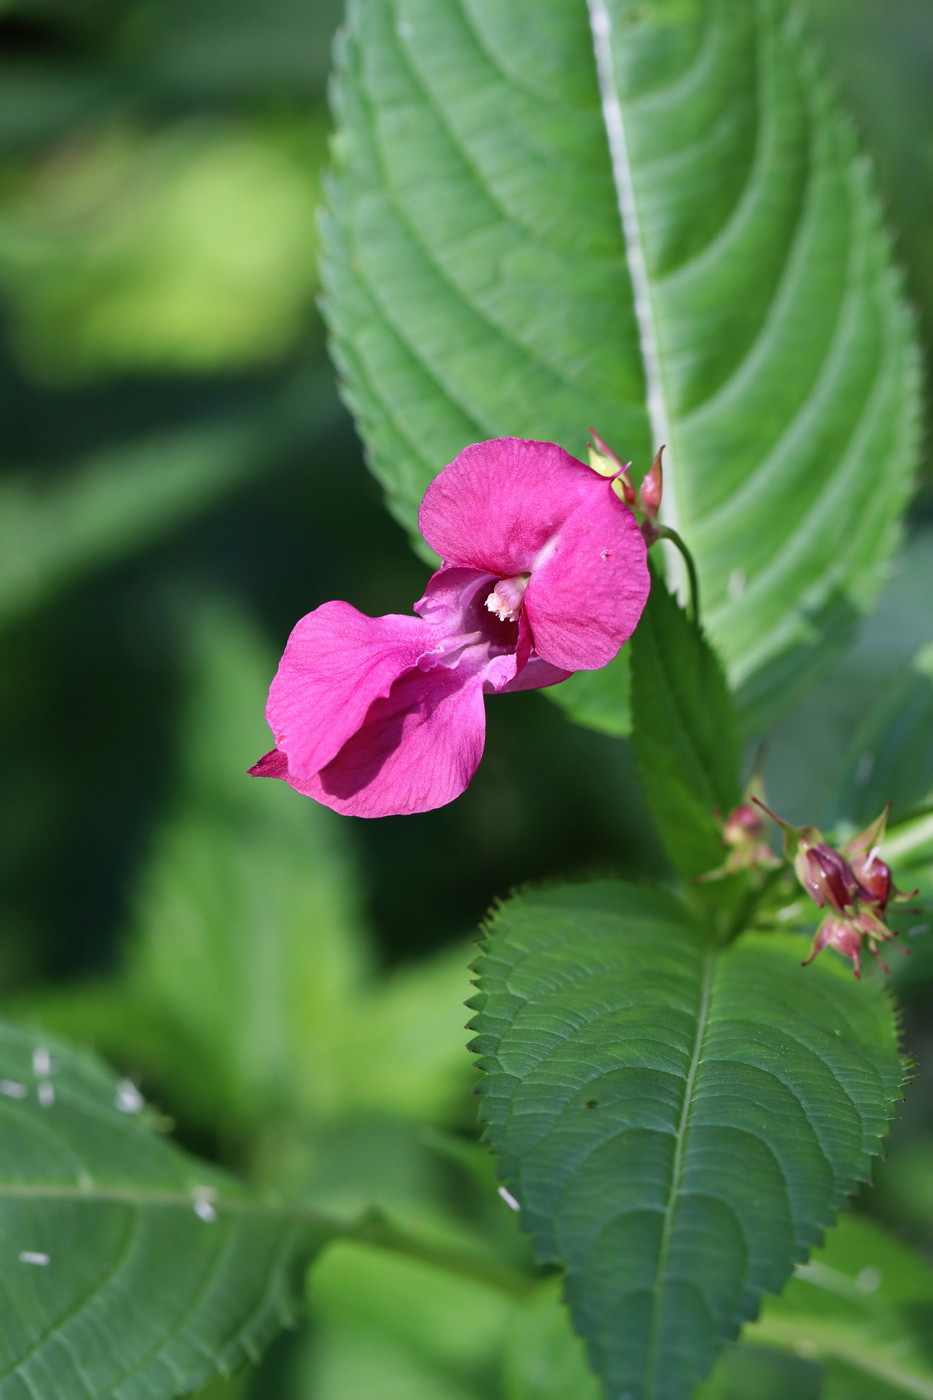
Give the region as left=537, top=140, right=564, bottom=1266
left=523, top=488, right=649, bottom=670
left=499, top=658, right=572, bottom=693
left=266, top=601, right=429, bottom=781
left=248, top=748, right=290, bottom=779
left=418, top=438, right=600, bottom=575
left=290, top=665, right=487, bottom=818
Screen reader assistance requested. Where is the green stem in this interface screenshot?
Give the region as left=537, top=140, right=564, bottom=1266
left=655, top=525, right=701, bottom=624
left=352, top=1209, right=536, bottom=1298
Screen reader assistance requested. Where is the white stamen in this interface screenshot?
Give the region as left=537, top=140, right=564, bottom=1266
left=1, top=1080, right=28, bottom=1098
left=497, top=1185, right=521, bottom=1212
left=32, top=1048, right=53, bottom=1077
left=484, top=574, right=529, bottom=624
left=485, top=591, right=514, bottom=622
left=19, top=1252, right=50, bottom=1266
left=114, top=1079, right=144, bottom=1114
left=37, top=1082, right=55, bottom=1108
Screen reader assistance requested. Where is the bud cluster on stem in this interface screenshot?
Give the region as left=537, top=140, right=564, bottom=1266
left=753, top=799, right=918, bottom=978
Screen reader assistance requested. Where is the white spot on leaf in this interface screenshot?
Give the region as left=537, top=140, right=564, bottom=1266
left=497, top=1185, right=520, bottom=1212
left=114, top=1079, right=144, bottom=1114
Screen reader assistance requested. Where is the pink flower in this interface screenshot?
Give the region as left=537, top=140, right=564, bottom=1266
left=250, top=438, right=650, bottom=817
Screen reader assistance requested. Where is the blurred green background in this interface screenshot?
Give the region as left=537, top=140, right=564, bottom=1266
left=0, top=1, right=931, bottom=1397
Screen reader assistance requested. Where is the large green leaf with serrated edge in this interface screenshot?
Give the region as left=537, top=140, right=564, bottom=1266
left=322, top=0, right=920, bottom=731
left=0, top=1020, right=331, bottom=1400
left=468, top=881, right=904, bottom=1400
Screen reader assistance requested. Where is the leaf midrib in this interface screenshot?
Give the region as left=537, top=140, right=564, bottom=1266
left=0, top=1181, right=318, bottom=1223
left=586, top=0, right=678, bottom=539
left=643, top=947, right=716, bottom=1395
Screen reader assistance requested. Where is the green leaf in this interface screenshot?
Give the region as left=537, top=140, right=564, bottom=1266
left=469, top=881, right=904, bottom=1400
left=126, top=602, right=374, bottom=1130
left=0, top=1019, right=328, bottom=1400
left=501, top=1280, right=601, bottom=1400
left=301, top=1239, right=515, bottom=1400
left=0, top=373, right=338, bottom=630
left=322, top=0, right=920, bottom=728
left=630, top=572, right=740, bottom=879
left=833, top=643, right=933, bottom=826
left=741, top=1213, right=933, bottom=1400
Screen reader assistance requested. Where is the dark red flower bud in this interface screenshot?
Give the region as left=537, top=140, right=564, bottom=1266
left=803, top=917, right=864, bottom=979
left=639, top=445, right=664, bottom=521
left=794, top=843, right=867, bottom=916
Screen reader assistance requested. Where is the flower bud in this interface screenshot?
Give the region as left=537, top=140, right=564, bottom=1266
left=639, top=446, right=664, bottom=521
left=793, top=842, right=866, bottom=916
left=803, top=917, right=865, bottom=979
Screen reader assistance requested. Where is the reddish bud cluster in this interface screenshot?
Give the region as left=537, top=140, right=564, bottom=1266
left=755, top=800, right=917, bottom=978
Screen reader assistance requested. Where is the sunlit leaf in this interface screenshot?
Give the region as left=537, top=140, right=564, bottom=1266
left=323, top=0, right=920, bottom=731
left=630, top=572, right=740, bottom=878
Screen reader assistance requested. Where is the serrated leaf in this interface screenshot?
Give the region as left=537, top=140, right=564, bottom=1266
left=322, top=0, right=919, bottom=730
left=469, top=881, right=903, bottom=1400
left=0, top=1020, right=329, bottom=1400
left=630, top=572, right=740, bottom=878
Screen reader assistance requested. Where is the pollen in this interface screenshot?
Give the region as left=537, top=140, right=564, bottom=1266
left=484, top=572, right=530, bottom=623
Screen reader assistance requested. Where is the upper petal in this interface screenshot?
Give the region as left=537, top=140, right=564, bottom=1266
left=290, top=664, right=487, bottom=818
left=418, top=438, right=600, bottom=575
left=523, top=485, right=650, bottom=671
left=266, top=600, right=429, bottom=780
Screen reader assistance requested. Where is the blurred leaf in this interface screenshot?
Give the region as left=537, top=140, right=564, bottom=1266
left=741, top=1214, right=933, bottom=1399
left=303, top=1239, right=511, bottom=1400
left=126, top=602, right=374, bottom=1130
left=761, top=526, right=933, bottom=827
left=0, top=370, right=340, bottom=629
left=470, top=881, right=904, bottom=1400
left=323, top=0, right=920, bottom=732
left=833, top=644, right=933, bottom=824
left=500, top=1281, right=601, bottom=1400
left=341, top=946, right=473, bottom=1122
left=545, top=649, right=632, bottom=739
left=0, top=118, right=324, bottom=376
left=630, top=573, right=740, bottom=879
left=695, top=1347, right=822, bottom=1400
left=124, top=601, right=476, bottom=1135
left=0, top=1018, right=330, bottom=1400
left=141, top=0, right=344, bottom=102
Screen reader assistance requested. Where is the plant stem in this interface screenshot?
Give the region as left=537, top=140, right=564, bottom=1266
left=655, top=525, right=701, bottom=624
left=352, top=1209, right=536, bottom=1298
